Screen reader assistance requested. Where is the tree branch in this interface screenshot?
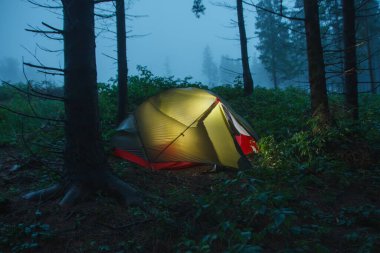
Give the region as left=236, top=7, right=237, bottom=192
left=1, top=81, right=64, bottom=101
left=25, top=24, right=63, bottom=35
left=27, top=0, right=62, bottom=9
left=94, top=0, right=114, bottom=4
left=37, top=70, right=65, bottom=76
left=36, top=43, right=63, bottom=53
left=0, top=104, right=65, bottom=122
left=243, top=0, right=305, bottom=21
left=42, top=22, right=64, bottom=33
left=23, top=62, right=65, bottom=73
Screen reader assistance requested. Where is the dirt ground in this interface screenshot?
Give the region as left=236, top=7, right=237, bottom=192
left=0, top=146, right=226, bottom=253
left=1, top=146, right=379, bottom=253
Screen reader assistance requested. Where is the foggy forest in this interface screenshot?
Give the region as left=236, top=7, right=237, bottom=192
left=0, top=0, right=379, bottom=252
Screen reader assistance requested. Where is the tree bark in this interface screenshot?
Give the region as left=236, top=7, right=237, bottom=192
left=116, top=0, right=129, bottom=124
left=236, top=0, right=254, bottom=95
left=364, top=14, right=376, bottom=94
left=23, top=0, right=141, bottom=207
left=271, top=55, right=278, bottom=89
left=62, top=0, right=109, bottom=184
left=342, top=0, right=359, bottom=120
left=303, top=0, right=330, bottom=122
left=333, top=0, right=345, bottom=93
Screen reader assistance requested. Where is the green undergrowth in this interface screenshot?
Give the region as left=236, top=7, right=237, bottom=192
left=0, top=69, right=379, bottom=252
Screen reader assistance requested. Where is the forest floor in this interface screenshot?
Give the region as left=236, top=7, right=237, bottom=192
left=0, top=146, right=228, bottom=253
left=0, top=144, right=379, bottom=253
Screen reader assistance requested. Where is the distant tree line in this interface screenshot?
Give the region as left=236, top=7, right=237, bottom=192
left=201, top=0, right=380, bottom=122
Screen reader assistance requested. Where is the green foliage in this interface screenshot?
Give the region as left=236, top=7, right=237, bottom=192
left=128, top=65, right=206, bottom=107
left=192, top=0, right=206, bottom=18
left=1, top=70, right=379, bottom=252
left=98, top=66, right=206, bottom=140
left=0, top=83, right=64, bottom=148
left=0, top=221, right=52, bottom=252
left=175, top=170, right=298, bottom=252
left=212, top=86, right=310, bottom=140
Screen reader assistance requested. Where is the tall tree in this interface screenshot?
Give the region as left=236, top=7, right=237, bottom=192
left=357, top=0, right=380, bottom=94
left=116, top=0, right=129, bottom=124
left=343, top=0, right=359, bottom=120
left=288, top=0, right=309, bottom=88
left=23, top=0, right=141, bottom=207
left=202, top=46, right=219, bottom=86
left=236, top=0, right=254, bottom=95
left=255, top=0, right=298, bottom=89
left=250, top=55, right=271, bottom=87
left=303, top=0, right=330, bottom=122
left=319, top=0, right=345, bottom=93
left=364, top=14, right=376, bottom=94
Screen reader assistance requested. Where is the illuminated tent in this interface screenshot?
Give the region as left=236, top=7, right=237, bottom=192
left=112, top=88, right=258, bottom=170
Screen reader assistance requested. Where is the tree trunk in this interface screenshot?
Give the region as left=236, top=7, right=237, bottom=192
left=333, top=0, right=345, bottom=93
left=303, top=0, right=330, bottom=122
left=273, top=70, right=278, bottom=89
left=62, top=0, right=108, bottom=185
left=116, top=0, right=129, bottom=124
left=23, top=0, right=141, bottom=207
left=271, top=55, right=278, bottom=89
left=365, top=14, right=376, bottom=94
left=236, top=0, right=254, bottom=95
left=342, top=0, right=359, bottom=120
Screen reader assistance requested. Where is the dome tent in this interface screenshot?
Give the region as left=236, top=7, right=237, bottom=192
left=112, top=88, right=258, bottom=170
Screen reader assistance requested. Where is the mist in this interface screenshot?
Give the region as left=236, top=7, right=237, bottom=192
left=0, top=0, right=271, bottom=86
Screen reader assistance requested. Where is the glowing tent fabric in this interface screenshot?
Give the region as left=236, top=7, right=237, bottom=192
left=112, top=88, right=258, bottom=170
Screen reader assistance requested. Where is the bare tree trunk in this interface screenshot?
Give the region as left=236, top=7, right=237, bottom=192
left=271, top=55, right=278, bottom=89
left=343, top=0, right=359, bottom=120
left=273, top=70, right=278, bottom=89
left=365, top=14, right=376, bottom=94
left=116, top=0, right=129, bottom=123
left=236, top=0, right=254, bottom=95
left=303, top=0, right=330, bottom=122
left=62, top=0, right=108, bottom=185
left=333, top=0, right=345, bottom=93
left=23, top=0, right=141, bottom=207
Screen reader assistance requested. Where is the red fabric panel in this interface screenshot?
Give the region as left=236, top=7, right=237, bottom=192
left=235, top=135, right=258, bottom=155
left=151, top=161, right=199, bottom=170
left=114, top=148, right=149, bottom=167
left=114, top=148, right=200, bottom=170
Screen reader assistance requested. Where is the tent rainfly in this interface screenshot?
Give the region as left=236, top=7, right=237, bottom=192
left=112, top=88, right=259, bottom=170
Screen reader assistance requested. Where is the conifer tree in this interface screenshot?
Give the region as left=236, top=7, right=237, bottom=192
left=202, top=46, right=219, bottom=87
left=255, top=0, right=299, bottom=88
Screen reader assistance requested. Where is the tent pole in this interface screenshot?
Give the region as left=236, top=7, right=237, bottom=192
left=152, top=98, right=220, bottom=162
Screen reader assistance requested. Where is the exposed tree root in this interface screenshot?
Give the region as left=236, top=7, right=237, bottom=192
left=105, top=173, right=142, bottom=207
left=22, top=172, right=144, bottom=209
left=22, top=183, right=64, bottom=201
left=58, top=184, right=88, bottom=207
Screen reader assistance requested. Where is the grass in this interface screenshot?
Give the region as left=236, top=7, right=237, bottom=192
left=0, top=72, right=379, bottom=252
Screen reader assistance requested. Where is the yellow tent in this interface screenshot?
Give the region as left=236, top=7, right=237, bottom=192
left=112, top=87, right=258, bottom=170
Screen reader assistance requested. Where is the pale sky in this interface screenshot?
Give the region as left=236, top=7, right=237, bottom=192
left=0, top=0, right=261, bottom=84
